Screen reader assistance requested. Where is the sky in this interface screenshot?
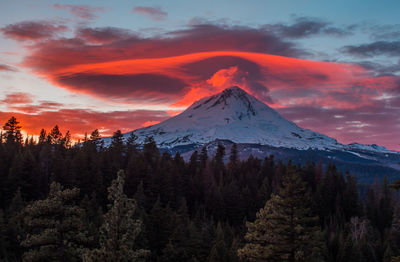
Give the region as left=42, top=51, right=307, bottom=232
left=0, top=0, right=399, bottom=150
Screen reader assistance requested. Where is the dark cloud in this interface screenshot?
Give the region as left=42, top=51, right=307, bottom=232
left=76, top=27, right=134, bottom=44
left=132, top=6, right=167, bottom=21
left=341, top=41, right=400, bottom=57
left=0, top=64, right=17, bottom=72
left=1, top=21, right=68, bottom=41
left=53, top=4, right=105, bottom=20
left=369, top=24, right=400, bottom=40
left=265, top=17, right=351, bottom=39
left=166, top=24, right=304, bottom=57
left=357, top=60, right=400, bottom=76
left=56, top=73, right=188, bottom=103
left=182, top=56, right=263, bottom=80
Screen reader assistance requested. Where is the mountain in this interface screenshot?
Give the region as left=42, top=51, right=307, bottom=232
left=123, top=86, right=392, bottom=153
left=103, top=86, right=400, bottom=183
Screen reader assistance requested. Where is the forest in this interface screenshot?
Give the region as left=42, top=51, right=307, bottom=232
left=0, top=116, right=400, bottom=262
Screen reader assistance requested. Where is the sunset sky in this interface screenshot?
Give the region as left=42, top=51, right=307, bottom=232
left=0, top=0, right=399, bottom=150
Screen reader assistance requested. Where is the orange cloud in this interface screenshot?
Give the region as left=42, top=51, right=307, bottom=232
left=50, top=51, right=374, bottom=108
left=0, top=109, right=170, bottom=140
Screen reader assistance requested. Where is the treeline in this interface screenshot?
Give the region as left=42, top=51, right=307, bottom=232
left=0, top=116, right=400, bottom=261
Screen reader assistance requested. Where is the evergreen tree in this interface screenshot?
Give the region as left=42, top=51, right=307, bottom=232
left=228, top=143, right=238, bottom=169
left=89, top=129, right=103, bottom=148
left=208, top=223, right=231, bottom=262
left=38, top=129, right=47, bottom=144
left=6, top=188, right=26, bottom=260
left=126, top=132, right=138, bottom=152
left=48, top=125, right=63, bottom=145
left=109, top=130, right=125, bottom=171
left=148, top=197, right=173, bottom=258
left=0, top=209, right=7, bottom=260
left=111, top=130, right=124, bottom=149
left=90, top=129, right=101, bottom=141
left=84, top=170, right=149, bottom=262
left=21, top=182, right=89, bottom=262
left=161, top=199, right=192, bottom=261
left=238, top=165, right=325, bottom=262
left=2, top=116, right=23, bottom=145
left=200, top=146, right=208, bottom=169
left=64, top=130, right=72, bottom=148
left=143, top=136, right=159, bottom=166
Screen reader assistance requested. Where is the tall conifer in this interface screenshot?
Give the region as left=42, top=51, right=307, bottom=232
left=238, top=165, right=325, bottom=262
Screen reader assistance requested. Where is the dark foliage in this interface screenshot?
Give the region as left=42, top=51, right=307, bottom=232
left=0, top=116, right=399, bottom=261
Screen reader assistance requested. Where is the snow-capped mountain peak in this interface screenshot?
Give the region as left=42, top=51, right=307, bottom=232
left=128, top=86, right=344, bottom=150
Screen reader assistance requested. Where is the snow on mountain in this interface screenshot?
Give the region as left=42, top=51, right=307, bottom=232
left=345, top=143, right=393, bottom=154
left=116, top=86, right=395, bottom=154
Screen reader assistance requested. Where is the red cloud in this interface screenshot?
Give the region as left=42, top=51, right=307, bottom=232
left=132, top=6, right=167, bottom=21
left=53, top=4, right=105, bottom=20
left=1, top=21, right=68, bottom=41
left=2, top=92, right=33, bottom=105
left=9, top=101, right=64, bottom=114
left=0, top=109, right=170, bottom=139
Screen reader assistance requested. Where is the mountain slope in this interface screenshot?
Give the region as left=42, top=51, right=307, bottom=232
left=125, top=86, right=393, bottom=154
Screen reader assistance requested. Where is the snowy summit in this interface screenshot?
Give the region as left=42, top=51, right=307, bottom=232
left=120, top=86, right=393, bottom=153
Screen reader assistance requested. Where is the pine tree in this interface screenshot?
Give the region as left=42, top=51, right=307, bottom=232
left=238, top=165, right=325, bottom=262
left=0, top=209, right=7, bottom=260
left=83, top=170, right=149, bottom=262
left=48, top=125, right=63, bottom=145
left=64, top=130, right=72, bottom=148
left=229, top=144, right=238, bottom=168
left=2, top=116, right=23, bottom=145
left=200, top=146, right=208, bottom=169
left=109, top=130, right=125, bottom=171
left=89, top=129, right=103, bottom=148
left=148, top=196, right=174, bottom=258
left=143, top=136, right=159, bottom=166
left=38, top=129, right=47, bottom=144
left=111, top=130, right=124, bottom=148
left=208, top=223, right=231, bottom=262
left=126, top=132, right=138, bottom=152
left=6, top=188, right=26, bottom=260
left=21, top=182, right=89, bottom=262
left=90, top=129, right=101, bottom=141
left=161, top=199, right=191, bottom=261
